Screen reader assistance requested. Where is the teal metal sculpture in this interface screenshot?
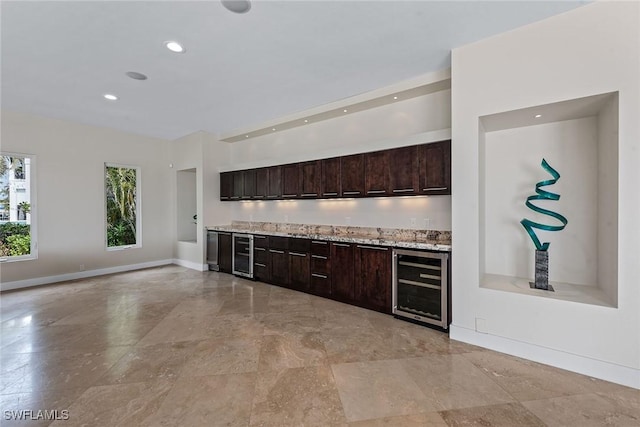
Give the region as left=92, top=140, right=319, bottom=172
left=520, top=158, right=568, bottom=290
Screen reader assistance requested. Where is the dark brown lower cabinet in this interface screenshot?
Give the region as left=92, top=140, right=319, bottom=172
left=253, top=247, right=270, bottom=282
left=330, top=242, right=355, bottom=302
left=289, top=251, right=310, bottom=292
left=355, top=244, right=392, bottom=313
left=269, top=249, right=289, bottom=286
left=218, top=232, right=233, bottom=273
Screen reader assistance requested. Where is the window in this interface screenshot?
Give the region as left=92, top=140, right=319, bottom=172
left=105, top=164, right=141, bottom=249
left=0, top=154, right=36, bottom=261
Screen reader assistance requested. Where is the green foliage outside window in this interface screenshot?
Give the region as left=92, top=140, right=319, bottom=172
left=0, top=223, right=30, bottom=257
left=106, top=166, right=138, bottom=247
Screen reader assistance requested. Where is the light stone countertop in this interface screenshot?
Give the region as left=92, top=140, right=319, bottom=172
left=206, top=222, right=451, bottom=252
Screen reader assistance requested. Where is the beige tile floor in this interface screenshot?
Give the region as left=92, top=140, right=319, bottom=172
left=1, top=265, right=638, bottom=426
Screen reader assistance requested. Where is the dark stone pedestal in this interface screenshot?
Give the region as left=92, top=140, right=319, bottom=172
left=530, top=249, right=554, bottom=291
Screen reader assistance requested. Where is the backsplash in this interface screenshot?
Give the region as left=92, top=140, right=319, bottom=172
left=231, top=221, right=451, bottom=245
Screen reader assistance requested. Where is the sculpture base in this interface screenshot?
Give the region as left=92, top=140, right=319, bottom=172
left=530, top=249, right=554, bottom=292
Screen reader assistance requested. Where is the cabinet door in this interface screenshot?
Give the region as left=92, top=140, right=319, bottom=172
left=269, top=249, right=290, bottom=286
left=220, top=172, right=233, bottom=201
left=355, top=245, right=392, bottom=313
left=289, top=251, right=310, bottom=292
left=282, top=164, right=300, bottom=199
left=364, top=150, right=390, bottom=196
left=419, top=140, right=451, bottom=195
left=321, top=157, right=341, bottom=198
left=232, top=171, right=244, bottom=200
left=330, top=242, right=355, bottom=302
left=389, top=146, right=418, bottom=195
left=254, top=168, right=269, bottom=199
left=267, top=166, right=282, bottom=199
left=340, top=154, right=364, bottom=197
left=218, top=232, right=233, bottom=273
left=243, top=169, right=256, bottom=199
left=300, top=160, right=321, bottom=198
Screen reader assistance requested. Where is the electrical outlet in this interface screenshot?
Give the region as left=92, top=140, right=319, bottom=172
left=410, top=218, right=417, bottom=227
left=79, top=264, right=85, bottom=272
left=424, top=218, right=431, bottom=228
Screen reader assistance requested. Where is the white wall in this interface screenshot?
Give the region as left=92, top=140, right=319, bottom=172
left=0, top=110, right=173, bottom=284
left=227, top=90, right=452, bottom=231
left=451, top=1, right=639, bottom=387
left=170, top=131, right=232, bottom=269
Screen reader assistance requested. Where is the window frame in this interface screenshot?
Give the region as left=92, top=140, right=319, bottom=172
left=0, top=152, right=37, bottom=263
left=104, top=163, right=142, bottom=251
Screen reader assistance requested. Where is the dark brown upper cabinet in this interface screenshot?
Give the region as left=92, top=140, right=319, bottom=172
left=254, top=168, right=269, bottom=199
left=419, top=140, right=451, bottom=195
left=242, top=169, right=256, bottom=199
left=340, top=154, right=365, bottom=197
left=267, top=165, right=282, bottom=199
left=220, top=172, right=233, bottom=200
left=321, top=157, right=341, bottom=198
left=282, top=163, right=300, bottom=198
left=364, top=150, right=390, bottom=196
left=300, top=160, right=321, bottom=198
left=219, top=140, right=451, bottom=201
left=389, top=145, right=418, bottom=195
left=232, top=170, right=243, bottom=200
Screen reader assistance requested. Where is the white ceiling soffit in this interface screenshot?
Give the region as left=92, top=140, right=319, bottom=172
left=0, top=1, right=588, bottom=141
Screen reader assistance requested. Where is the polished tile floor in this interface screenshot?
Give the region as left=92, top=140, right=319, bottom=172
left=1, top=266, right=638, bottom=426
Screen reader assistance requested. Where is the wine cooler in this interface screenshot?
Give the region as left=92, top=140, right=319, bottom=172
left=232, top=233, right=254, bottom=278
left=392, top=248, right=449, bottom=330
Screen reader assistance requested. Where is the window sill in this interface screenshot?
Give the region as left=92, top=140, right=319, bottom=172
left=106, top=244, right=141, bottom=251
left=0, top=254, right=38, bottom=263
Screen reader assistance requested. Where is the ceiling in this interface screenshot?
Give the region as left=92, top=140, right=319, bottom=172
left=1, top=1, right=587, bottom=141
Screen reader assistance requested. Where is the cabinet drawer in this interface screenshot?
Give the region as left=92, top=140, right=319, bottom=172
left=269, top=236, right=289, bottom=250
left=311, top=273, right=331, bottom=298
left=253, top=234, right=269, bottom=249
left=311, top=256, right=329, bottom=275
left=310, top=240, right=329, bottom=257
left=254, top=248, right=269, bottom=264
left=289, top=237, right=310, bottom=253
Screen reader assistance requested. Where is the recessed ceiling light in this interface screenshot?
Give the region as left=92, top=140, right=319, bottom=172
left=535, top=114, right=542, bottom=118
left=304, top=119, right=308, bottom=123
left=103, top=94, right=118, bottom=101
left=221, top=0, right=251, bottom=14
left=393, top=96, right=398, bottom=100
left=245, top=135, right=249, bottom=138
left=343, top=109, right=348, bottom=113
left=126, top=71, right=147, bottom=80
left=165, top=41, right=185, bottom=53
left=272, top=128, right=276, bottom=131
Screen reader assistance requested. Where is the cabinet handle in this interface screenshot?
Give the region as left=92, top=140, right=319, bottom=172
left=312, top=273, right=328, bottom=279
left=393, top=189, right=414, bottom=193
left=254, top=235, right=267, bottom=239
left=332, top=243, right=350, bottom=247
left=367, top=190, right=386, bottom=194
left=311, top=255, right=327, bottom=259
left=282, top=194, right=297, bottom=197
left=255, top=263, right=266, bottom=267
left=289, top=252, right=307, bottom=257
left=357, top=245, right=388, bottom=251
left=267, top=195, right=279, bottom=198
left=230, top=196, right=240, bottom=199
left=302, top=193, right=317, bottom=197
left=269, top=249, right=285, bottom=254
left=255, top=247, right=265, bottom=251
left=322, top=192, right=338, bottom=196
left=423, top=187, right=448, bottom=191
left=218, top=232, right=231, bottom=235
left=343, top=191, right=361, bottom=195
left=311, top=241, right=327, bottom=245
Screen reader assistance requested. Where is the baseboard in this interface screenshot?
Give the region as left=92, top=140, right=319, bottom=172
left=450, top=325, right=640, bottom=390
left=172, top=259, right=208, bottom=272
left=0, top=259, right=174, bottom=292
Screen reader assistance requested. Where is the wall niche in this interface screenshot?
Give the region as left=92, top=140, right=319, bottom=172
left=479, top=91, right=618, bottom=307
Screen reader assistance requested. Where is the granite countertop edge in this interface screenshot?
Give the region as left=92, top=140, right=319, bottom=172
left=206, top=225, right=452, bottom=252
